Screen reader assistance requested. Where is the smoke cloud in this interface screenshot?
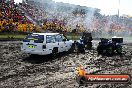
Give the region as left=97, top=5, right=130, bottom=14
left=26, top=0, right=132, bottom=38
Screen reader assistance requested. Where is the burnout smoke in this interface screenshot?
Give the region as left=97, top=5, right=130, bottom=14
left=25, top=0, right=132, bottom=41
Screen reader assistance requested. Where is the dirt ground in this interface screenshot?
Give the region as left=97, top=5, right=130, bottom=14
left=0, top=41, right=132, bottom=88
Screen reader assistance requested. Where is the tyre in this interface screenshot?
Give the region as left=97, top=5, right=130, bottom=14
left=52, top=48, right=58, bottom=57
left=75, top=44, right=79, bottom=54
left=116, top=45, right=122, bottom=54
left=68, top=44, right=75, bottom=53
left=81, top=48, right=85, bottom=54
left=97, top=45, right=103, bottom=54
left=106, top=46, right=113, bottom=56
left=86, top=42, right=92, bottom=50
left=77, top=43, right=85, bottom=54
left=30, top=54, right=36, bottom=57
left=78, top=47, right=85, bottom=54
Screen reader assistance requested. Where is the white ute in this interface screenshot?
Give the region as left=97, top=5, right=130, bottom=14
left=21, top=33, right=74, bottom=56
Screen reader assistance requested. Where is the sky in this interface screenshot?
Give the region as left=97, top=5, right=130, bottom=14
left=14, top=0, right=132, bottom=16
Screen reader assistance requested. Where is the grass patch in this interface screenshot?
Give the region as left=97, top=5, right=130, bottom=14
left=0, top=34, right=80, bottom=40
left=0, top=32, right=81, bottom=40
left=0, top=31, right=30, bottom=39
left=67, top=35, right=81, bottom=40
left=0, top=34, right=27, bottom=39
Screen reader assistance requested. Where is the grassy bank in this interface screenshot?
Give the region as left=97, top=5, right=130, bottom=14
left=0, top=32, right=29, bottom=39
left=0, top=34, right=80, bottom=40
left=0, top=32, right=81, bottom=40
left=0, top=32, right=131, bottom=42
left=0, top=34, right=27, bottom=39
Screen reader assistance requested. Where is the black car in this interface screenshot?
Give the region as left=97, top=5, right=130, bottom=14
left=97, top=37, right=123, bottom=56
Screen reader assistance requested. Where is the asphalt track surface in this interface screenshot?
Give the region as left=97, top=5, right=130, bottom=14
left=0, top=41, right=132, bottom=88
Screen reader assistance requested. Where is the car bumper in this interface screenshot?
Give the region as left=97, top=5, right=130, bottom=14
left=21, top=48, right=52, bottom=55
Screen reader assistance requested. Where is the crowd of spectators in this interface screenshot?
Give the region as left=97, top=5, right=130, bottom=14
left=19, top=1, right=86, bottom=33
left=19, top=0, right=131, bottom=36
left=0, top=1, right=40, bottom=33
left=19, top=2, right=41, bottom=23
left=92, top=14, right=132, bottom=36
left=0, top=0, right=131, bottom=36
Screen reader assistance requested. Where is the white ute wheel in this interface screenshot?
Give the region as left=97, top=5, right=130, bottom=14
left=52, top=48, right=58, bottom=57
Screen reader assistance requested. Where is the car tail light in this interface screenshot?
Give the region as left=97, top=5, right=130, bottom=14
left=42, top=45, right=46, bottom=49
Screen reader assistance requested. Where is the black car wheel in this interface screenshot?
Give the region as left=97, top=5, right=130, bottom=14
left=68, top=44, right=75, bottom=53
left=97, top=45, right=103, bottom=54
left=86, top=42, right=92, bottom=50
left=106, top=46, right=113, bottom=56
left=116, top=46, right=122, bottom=54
